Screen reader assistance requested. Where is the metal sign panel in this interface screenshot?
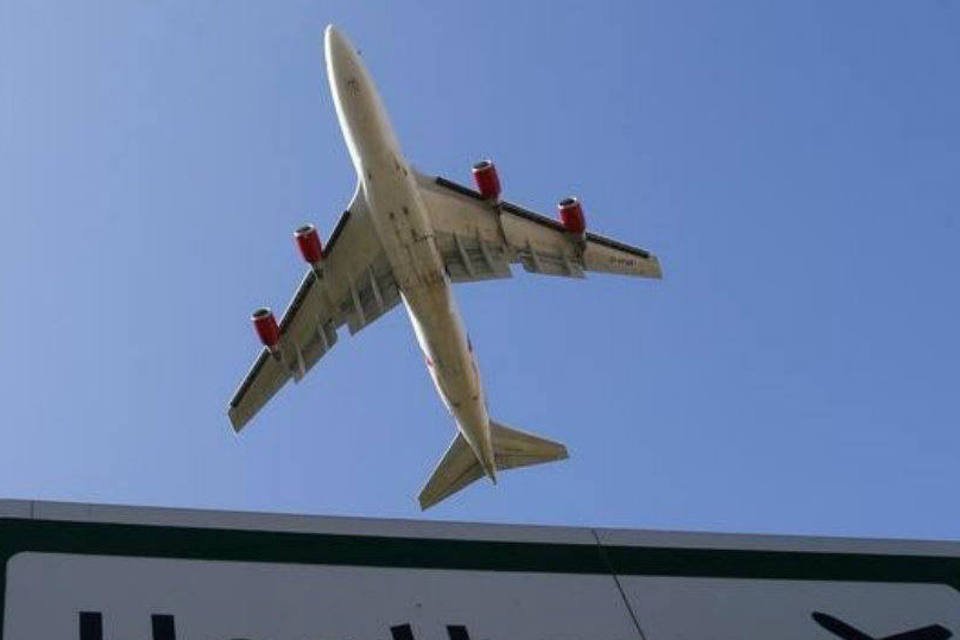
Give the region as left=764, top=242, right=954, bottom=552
left=1, top=500, right=958, bottom=640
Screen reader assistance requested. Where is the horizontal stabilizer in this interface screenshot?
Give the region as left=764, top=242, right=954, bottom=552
left=489, top=420, right=568, bottom=470
left=418, top=433, right=484, bottom=510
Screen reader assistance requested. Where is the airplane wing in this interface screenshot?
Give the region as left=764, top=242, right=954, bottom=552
left=415, top=171, right=662, bottom=282
left=227, top=187, right=401, bottom=431
left=811, top=612, right=874, bottom=640
left=884, top=626, right=952, bottom=640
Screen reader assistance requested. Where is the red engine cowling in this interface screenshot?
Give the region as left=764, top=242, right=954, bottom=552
left=252, top=307, right=280, bottom=352
left=472, top=160, right=501, bottom=200
left=558, top=197, right=586, bottom=235
left=295, top=224, right=323, bottom=266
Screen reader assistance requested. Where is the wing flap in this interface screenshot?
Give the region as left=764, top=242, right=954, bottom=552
left=341, top=256, right=402, bottom=334
left=434, top=230, right=512, bottom=283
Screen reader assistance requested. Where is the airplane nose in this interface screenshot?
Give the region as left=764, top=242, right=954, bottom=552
left=324, top=24, right=340, bottom=50
left=324, top=24, right=352, bottom=67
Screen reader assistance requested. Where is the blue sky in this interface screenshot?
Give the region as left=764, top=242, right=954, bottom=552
left=1, top=1, right=958, bottom=539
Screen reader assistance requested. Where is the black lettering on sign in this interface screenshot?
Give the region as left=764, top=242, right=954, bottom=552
left=79, top=612, right=102, bottom=640
left=391, top=624, right=416, bottom=640
left=78, top=612, right=176, bottom=640
left=447, top=625, right=471, bottom=640
left=79, top=612, right=472, bottom=640
left=151, top=614, right=176, bottom=640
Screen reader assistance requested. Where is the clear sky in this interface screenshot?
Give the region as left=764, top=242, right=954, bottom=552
left=1, top=1, right=958, bottom=539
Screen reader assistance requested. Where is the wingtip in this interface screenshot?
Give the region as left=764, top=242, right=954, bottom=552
left=227, top=407, right=247, bottom=434
left=649, top=255, right=664, bottom=279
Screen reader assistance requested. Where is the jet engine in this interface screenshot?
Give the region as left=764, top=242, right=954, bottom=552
left=295, top=224, right=323, bottom=268
left=252, top=307, right=280, bottom=354
left=558, top=197, right=586, bottom=235
left=472, top=160, right=501, bottom=200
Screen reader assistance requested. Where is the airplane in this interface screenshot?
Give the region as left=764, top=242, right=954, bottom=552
left=812, top=612, right=952, bottom=640
left=227, top=25, right=662, bottom=509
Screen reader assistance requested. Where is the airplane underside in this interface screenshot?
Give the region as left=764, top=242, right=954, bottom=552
left=226, top=25, right=662, bottom=509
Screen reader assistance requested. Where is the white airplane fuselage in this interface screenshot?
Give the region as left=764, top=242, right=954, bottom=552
left=325, top=27, right=497, bottom=479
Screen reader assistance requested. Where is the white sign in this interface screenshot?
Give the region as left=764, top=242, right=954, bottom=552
left=4, top=552, right=637, bottom=640
left=4, top=552, right=959, bottom=640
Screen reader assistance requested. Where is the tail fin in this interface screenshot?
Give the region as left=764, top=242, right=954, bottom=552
left=418, top=421, right=568, bottom=510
